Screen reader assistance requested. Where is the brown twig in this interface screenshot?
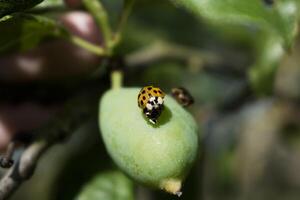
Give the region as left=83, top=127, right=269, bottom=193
left=0, top=143, right=16, bottom=169
left=0, top=91, right=99, bottom=200
left=124, top=41, right=249, bottom=76
left=125, top=41, right=215, bottom=68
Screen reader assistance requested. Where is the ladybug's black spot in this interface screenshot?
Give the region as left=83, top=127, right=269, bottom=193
left=153, top=90, right=158, bottom=94
left=142, top=96, right=146, bottom=100
left=158, top=90, right=162, bottom=94
left=147, top=87, right=152, bottom=90
left=142, top=90, right=146, bottom=94
left=140, top=100, right=143, bottom=105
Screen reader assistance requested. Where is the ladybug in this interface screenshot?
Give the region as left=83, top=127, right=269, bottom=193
left=171, top=87, right=194, bottom=107
left=138, top=86, right=165, bottom=124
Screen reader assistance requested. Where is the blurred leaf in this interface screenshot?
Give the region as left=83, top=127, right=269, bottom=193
left=76, top=171, right=134, bottom=200
left=36, top=0, right=63, bottom=9
left=184, top=73, right=247, bottom=107
left=248, top=0, right=300, bottom=95
left=120, top=2, right=209, bottom=53
left=171, top=0, right=300, bottom=48
left=274, top=37, right=300, bottom=99
left=0, top=0, right=44, bottom=18
left=138, top=62, right=184, bottom=88
left=249, top=34, right=284, bottom=95
left=0, top=14, right=65, bottom=52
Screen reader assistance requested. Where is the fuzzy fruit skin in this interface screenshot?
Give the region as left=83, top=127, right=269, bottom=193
left=99, top=88, right=198, bottom=193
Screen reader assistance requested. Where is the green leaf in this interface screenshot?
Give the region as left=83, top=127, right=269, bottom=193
left=249, top=34, right=284, bottom=95
left=171, top=0, right=300, bottom=95
left=35, top=0, right=63, bottom=9
left=248, top=1, right=300, bottom=95
left=171, top=0, right=300, bottom=48
left=0, top=0, right=44, bottom=17
left=76, top=171, right=134, bottom=200
left=0, top=14, right=65, bottom=52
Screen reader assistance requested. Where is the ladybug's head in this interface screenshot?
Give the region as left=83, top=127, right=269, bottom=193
left=143, top=105, right=163, bottom=124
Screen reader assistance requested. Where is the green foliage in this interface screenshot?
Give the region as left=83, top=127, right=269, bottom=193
left=76, top=171, right=134, bottom=200
left=248, top=1, right=300, bottom=95
left=171, top=0, right=300, bottom=48
left=36, top=0, right=62, bottom=8
left=170, top=0, right=300, bottom=95
left=0, top=14, right=65, bottom=52
left=249, top=34, right=284, bottom=95
left=0, top=0, right=44, bottom=18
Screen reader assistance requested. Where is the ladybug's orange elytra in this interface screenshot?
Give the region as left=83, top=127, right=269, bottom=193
left=138, top=86, right=165, bottom=109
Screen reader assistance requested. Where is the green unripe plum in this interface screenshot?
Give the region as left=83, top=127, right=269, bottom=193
left=99, top=88, right=199, bottom=195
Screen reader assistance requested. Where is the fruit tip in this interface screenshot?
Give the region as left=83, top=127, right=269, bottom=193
left=176, top=191, right=182, bottom=197
left=160, top=179, right=182, bottom=196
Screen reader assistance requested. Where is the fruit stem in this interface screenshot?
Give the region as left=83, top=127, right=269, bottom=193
left=111, top=70, right=123, bottom=90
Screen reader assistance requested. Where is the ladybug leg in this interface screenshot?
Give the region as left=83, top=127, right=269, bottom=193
left=149, top=119, right=157, bottom=124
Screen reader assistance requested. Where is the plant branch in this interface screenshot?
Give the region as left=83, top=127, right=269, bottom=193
left=125, top=41, right=221, bottom=68
left=83, top=0, right=112, bottom=54
left=68, top=35, right=107, bottom=56
left=0, top=143, right=16, bottom=169
left=112, top=0, right=136, bottom=47
left=124, top=41, right=248, bottom=76
left=0, top=92, right=99, bottom=200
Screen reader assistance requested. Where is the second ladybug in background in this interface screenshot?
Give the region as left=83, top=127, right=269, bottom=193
left=171, top=87, right=194, bottom=107
left=138, top=86, right=165, bottom=124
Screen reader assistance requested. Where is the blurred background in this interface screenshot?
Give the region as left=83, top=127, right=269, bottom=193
left=1, top=0, right=300, bottom=199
